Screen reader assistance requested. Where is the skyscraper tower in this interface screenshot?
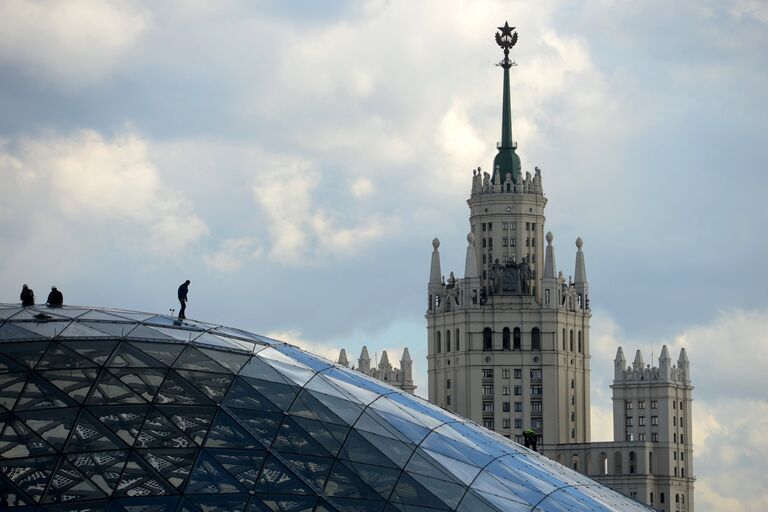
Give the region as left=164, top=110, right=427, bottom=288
left=426, top=23, right=591, bottom=446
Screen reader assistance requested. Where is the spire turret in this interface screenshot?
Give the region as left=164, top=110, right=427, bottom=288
left=659, top=345, right=672, bottom=380
left=358, top=346, right=371, bottom=373
left=492, top=22, right=522, bottom=185
left=678, top=347, right=690, bottom=382
left=614, top=347, right=626, bottom=380
left=337, top=349, right=349, bottom=367
left=574, top=237, right=589, bottom=310
left=464, top=232, right=478, bottom=278
left=543, top=232, right=557, bottom=278
left=632, top=349, right=645, bottom=370
left=429, top=238, right=442, bottom=285
left=379, top=350, right=390, bottom=369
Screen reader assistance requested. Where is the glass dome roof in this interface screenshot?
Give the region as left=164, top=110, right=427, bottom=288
left=0, top=304, right=651, bottom=512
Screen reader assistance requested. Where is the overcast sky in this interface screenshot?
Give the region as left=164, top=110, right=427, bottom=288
left=1, top=1, right=767, bottom=509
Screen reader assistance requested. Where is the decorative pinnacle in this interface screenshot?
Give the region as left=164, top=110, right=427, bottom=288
left=495, top=22, right=518, bottom=69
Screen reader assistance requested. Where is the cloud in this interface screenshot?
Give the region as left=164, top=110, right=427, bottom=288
left=0, top=0, right=149, bottom=88
left=203, top=237, right=262, bottom=273
left=265, top=329, right=340, bottom=364
left=0, top=129, right=208, bottom=255
left=351, top=177, right=374, bottom=198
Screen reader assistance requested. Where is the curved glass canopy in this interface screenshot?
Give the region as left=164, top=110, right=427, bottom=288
left=0, top=304, right=651, bottom=512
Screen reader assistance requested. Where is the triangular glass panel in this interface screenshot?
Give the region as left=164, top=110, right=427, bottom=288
left=129, top=341, right=185, bottom=367
left=370, top=411, right=430, bottom=445
left=173, top=346, right=229, bottom=373
left=90, top=404, right=149, bottom=447
left=252, top=495, right=317, bottom=512
left=110, top=367, right=168, bottom=403
left=0, top=455, right=57, bottom=503
left=87, top=370, right=147, bottom=405
left=280, top=453, right=334, bottom=493
left=185, top=494, right=250, bottom=512
left=274, top=345, right=333, bottom=373
left=124, top=324, right=179, bottom=343
left=222, top=377, right=282, bottom=412
left=144, top=315, right=187, bottom=327
left=196, top=348, right=251, bottom=373
left=0, top=323, right=44, bottom=342
left=390, top=472, right=449, bottom=510
left=114, top=451, right=177, bottom=497
left=311, top=501, right=339, bottom=512
left=15, top=373, right=79, bottom=410
left=469, top=488, right=532, bottom=512
left=289, top=416, right=349, bottom=457
left=422, top=449, right=483, bottom=484
left=256, top=352, right=315, bottom=387
left=323, top=459, right=383, bottom=501
left=137, top=448, right=197, bottom=490
left=204, top=409, right=260, bottom=449
left=207, top=448, right=266, bottom=491
left=239, top=356, right=291, bottom=384
left=0, top=306, right=24, bottom=320
left=301, top=389, right=364, bottom=426
left=0, top=415, right=56, bottom=458
left=108, top=342, right=168, bottom=368
left=0, top=352, right=25, bottom=374
left=185, top=450, right=246, bottom=494
left=224, top=407, right=282, bottom=447
left=254, top=454, right=312, bottom=495
left=405, top=449, right=463, bottom=484
left=320, top=498, right=385, bottom=512
left=0, top=371, right=29, bottom=411
left=0, top=341, right=49, bottom=368
left=408, top=471, right=468, bottom=510
left=17, top=407, right=78, bottom=451
left=79, top=310, right=136, bottom=322
left=65, top=450, right=129, bottom=495
left=145, top=325, right=205, bottom=343
left=58, top=322, right=119, bottom=339
left=117, top=495, right=181, bottom=512
left=135, top=407, right=195, bottom=448
left=36, top=307, right=90, bottom=320
left=337, top=460, right=401, bottom=500
left=104, top=310, right=156, bottom=322
left=176, top=497, right=203, bottom=512
left=37, top=367, right=100, bottom=406
left=13, top=320, right=71, bottom=339
left=42, top=458, right=107, bottom=504
left=339, top=429, right=405, bottom=469
left=175, top=370, right=233, bottom=403
left=37, top=343, right=99, bottom=369
left=62, top=338, right=120, bottom=365
left=3, top=309, right=45, bottom=321
left=211, top=325, right=271, bottom=344
left=240, top=375, right=298, bottom=411
left=272, top=416, right=332, bottom=457
left=288, top=390, right=346, bottom=425
left=456, top=489, right=505, bottom=512
left=155, top=405, right=216, bottom=445
left=154, top=369, right=213, bottom=406
left=64, top=410, right=126, bottom=452
left=191, top=333, right=252, bottom=354
left=42, top=499, right=114, bottom=512
left=79, top=321, right=136, bottom=338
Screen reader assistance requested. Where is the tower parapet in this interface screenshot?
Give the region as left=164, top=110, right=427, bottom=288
left=336, top=346, right=416, bottom=394
left=614, top=345, right=690, bottom=385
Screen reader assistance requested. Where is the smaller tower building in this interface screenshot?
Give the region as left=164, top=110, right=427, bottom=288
left=336, top=346, right=416, bottom=394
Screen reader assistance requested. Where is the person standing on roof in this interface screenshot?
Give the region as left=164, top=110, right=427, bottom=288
left=20, top=284, right=34, bottom=307
left=523, top=429, right=538, bottom=451
left=47, top=286, right=63, bottom=307
left=177, top=280, right=190, bottom=319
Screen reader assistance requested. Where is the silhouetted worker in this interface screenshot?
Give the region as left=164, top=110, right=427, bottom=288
left=47, top=286, right=63, bottom=307
left=177, top=280, right=190, bottom=319
left=523, top=429, right=538, bottom=451
left=20, top=284, right=35, bottom=307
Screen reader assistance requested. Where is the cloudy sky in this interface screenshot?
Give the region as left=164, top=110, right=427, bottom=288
left=1, top=0, right=766, bottom=509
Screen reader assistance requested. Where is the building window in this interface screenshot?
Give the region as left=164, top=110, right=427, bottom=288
left=531, top=385, right=542, bottom=396
left=571, top=428, right=576, bottom=439
left=513, top=327, right=521, bottom=350
left=626, top=416, right=633, bottom=427
left=482, top=238, right=487, bottom=248
left=483, top=419, right=494, bottom=429
left=446, top=330, right=451, bottom=352
left=456, top=329, right=460, bottom=351
left=436, top=331, right=441, bottom=353
left=514, top=418, right=522, bottom=429
left=502, top=386, right=511, bottom=395
left=626, top=400, right=633, bottom=410
left=650, top=492, right=654, bottom=504
left=531, top=327, right=541, bottom=350
left=515, top=401, right=523, bottom=412
left=502, top=368, right=510, bottom=379
left=503, top=419, right=511, bottom=429
left=482, top=385, right=493, bottom=396
left=531, top=369, right=542, bottom=379
left=511, top=238, right=516, bottom=247
left=483, top=328, right=493, bottom=351
left=680, top=416, right=685, bottom=427
left=577, top=331, right=582, bottom=353
left=503, top=401, right=510, bottom=412
left=673, top=400, right=677, bottom=409
left=513, top=386, right=521, bottom=396
left=446, top=379, right=451, bottom=390
left=651, top=416, right=658, bottom=426
left=571, top=395, right=576, bottom=405
left=502, top=238, right=508, bottom=247
left=570, top=378, right=575, bottom=389
left=570, top=411, right=575, bottom=421
left=681, top=434, right=684, bottom=444
left=482, top=223, right=486, bottom=232
left=652, top=432, right=658, bottom=442
left=629, top=451, right=636, bottom=474
left=545, top=288, right=550, bottom=305
left=503, top=327, right=511, bottom=351
left=639, top=416, right=646, bottom=426
left=502, top=222, right=508, bottom=230
left=531, top=401, right=541, bottom=412
left=532, top=418, right=542, bottom=429
left=482, top=401, right=494, bottom=412
left=446, top=395, right=451, bottom=406
left=562, top=329, right=566, bottom=350
left=526, top=222, right=530, bottom=231
left=638, top=400, right=645, bottom=409
left=569, top=330, right=574, bottom=351
left=514, top=368, right=522, bottom=379
left=482, top=369, right=494, bottom=379
left=488, top=238, right=493, bottom=248
left=639, top=432, right=646, bottom=441
left=660, top=493, right=665, bottom=504
left=488, top=222, right=493, bottom=231
left=650, top=400, right=658, bottom=409
left=673, top=416, right=677, bottom=426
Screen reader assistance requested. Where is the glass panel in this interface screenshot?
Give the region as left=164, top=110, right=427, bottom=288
left=272, top=416, right=334, bottom=457
left=63, top=338, right=120, bottom=365
left=76, top=321, right=134, bottom=338
left=186, top=494, right=250, bottom=512
left=89, top=405, right=150, bottom=447
left=339, top=429, right=410, bottom=469
left=275, top=346, right=333, bottom=373
left=0, top=371, right=29, bottom=410
left=135, top=407, right=195, bottom=448
left=38, top=368, right=99, bottom=403
left=278, top=453, right=333, bottom=493
left=239, top=376, right=299, bottom=411
left=124, top=325, right=180, bottom=343
left=87, top=371, right=147, bottom=405
left=12, top=320, right=70, bottom=339
left=114, top=452, right=177, bottom=497
left=422, top=449, right=482, bottom=484
left=78, top=310, right=136, bottom=321
left=196, top=348, right=251, bottom=373
left=66, top=450, right=129, bottom=495
left=0, top=323, right=45, bottom=342
left=456, top=489, right=506, bottom=512
left=175, top=370, right=233, bottom=403
left=117, top=495, right=181, bottom=512
left=137, top=448, right=197, bottom=490
left=186, top=450, right=246, bottom=494
left=0, top=306, right=23, bottom=320
left=15, top=373, right=78, bottom=410
left=0, top=455, right=56, bottom=503
left=129, top=341, right=185, bottom=366
left=0, top=341, right=49, bottom=368
left=405, top=449, right=463, bottom=485
left=336, top=459, right=401, bottom=499
left=254, top=454, right=312, bottom=495
left=421, top=429, right=494, bottom=468
left=222, top=377, right=282, bottom=412
left=111, top=368, right=168, bottom=403
left=17, top=408, right=79, bottom=450
left=58, top=322, right=118, bottom=339
left=252, top=495, right=317, bottom=512
left=204, top=410, right=260, bottom=449
left=390, top=471, right=448, bottom=510
left=145, top=325, right=204, bottom=342
left=174, top=346, right=229, bottom=373
left=407, top=471, right=467, bottom=509
left=323, top=368, right=389, bottom=405
left=191, top=333, right=253, bottom=354
left=64, top=411, right=126, bottom=452
left=292, top=417, right=349, bottom=457
left=37, top=343, right=99, bottom=369
left=225, top=408, right=283, bottom=447
left=323, top=460, right=382, bottom=500
left=43, top=499, right=114, bottom=512
left=208, top=448, right=266, bottom=491
left=0, top=415, right=56, bottom=458
left=42, top=458, right=107, bottom=503
left=0, top=352, right=25, bottom=373
left=156, top=405, right=216, bottom=445
left=108, top=342, right=170, bottom=368
left=154, top=370, right=214, bottom=406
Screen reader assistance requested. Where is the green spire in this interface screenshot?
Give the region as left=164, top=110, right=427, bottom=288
left=493, top=22, right=522, bottom=185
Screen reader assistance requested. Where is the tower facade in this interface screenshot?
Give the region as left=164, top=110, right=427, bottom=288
left=336, top=346, right=416, bottom=394
left=426, top=23, right=591, bottom=447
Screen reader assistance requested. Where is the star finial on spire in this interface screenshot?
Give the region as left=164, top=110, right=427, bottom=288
left=494, top=22, right=518, bottom=69
left=498, top=22, right=515, bottom=37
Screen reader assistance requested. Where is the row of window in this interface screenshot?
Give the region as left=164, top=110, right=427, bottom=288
left=480, top=221, right=537, bottom=232
left=561, top=328, right=584, bottom=353
left=434, top=328, right=582, bottom=353
left=480, top=385, right=543, bottom=396
left=483, top=368, right=541, bottom=379
left=626, top=399, right=686, bottom=411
